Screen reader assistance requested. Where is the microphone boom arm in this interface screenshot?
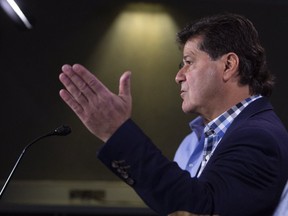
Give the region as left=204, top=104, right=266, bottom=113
left=0, top=125, right=71, bottom=199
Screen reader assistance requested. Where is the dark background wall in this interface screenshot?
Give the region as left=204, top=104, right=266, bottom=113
left=0, top=0, right=287, bottom=213
left=1, top=0, right=288, bottom=180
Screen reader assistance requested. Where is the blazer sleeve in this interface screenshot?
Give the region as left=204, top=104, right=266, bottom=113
left=97, top=119, right=288, bottom=216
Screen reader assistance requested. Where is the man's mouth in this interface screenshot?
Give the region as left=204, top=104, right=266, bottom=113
left=180, top=90, right=185, bottom=98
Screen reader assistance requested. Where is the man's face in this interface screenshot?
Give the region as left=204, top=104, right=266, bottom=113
left=175, top=36, right=225, bottom=119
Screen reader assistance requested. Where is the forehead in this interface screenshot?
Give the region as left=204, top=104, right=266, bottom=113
left=183, top=36, right=203, bottom=56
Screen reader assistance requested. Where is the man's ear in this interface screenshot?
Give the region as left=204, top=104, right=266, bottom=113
left=222, top=52, right=239, bottom=82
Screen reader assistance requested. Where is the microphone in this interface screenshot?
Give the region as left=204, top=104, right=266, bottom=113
left=0, top=125, right=72, bottom=199
left=49, top=125, right=72, bottom=136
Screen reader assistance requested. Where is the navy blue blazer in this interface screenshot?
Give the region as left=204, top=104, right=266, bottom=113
left=98, top=97, right=288, bottom=216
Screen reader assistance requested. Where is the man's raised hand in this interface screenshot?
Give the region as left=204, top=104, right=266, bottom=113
left=59, top=64, right=132, bottom=142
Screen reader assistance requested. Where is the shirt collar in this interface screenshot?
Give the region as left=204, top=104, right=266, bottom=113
left=204, top=95, right=262, bottom=139
left=189, top=116, right=205, bottom=140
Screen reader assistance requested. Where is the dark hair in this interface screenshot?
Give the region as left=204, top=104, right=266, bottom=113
left=177, top=13, right=274, bottom=96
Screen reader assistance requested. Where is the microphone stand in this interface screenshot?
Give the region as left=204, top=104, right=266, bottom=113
left=0, top=125, right=71, bottom=199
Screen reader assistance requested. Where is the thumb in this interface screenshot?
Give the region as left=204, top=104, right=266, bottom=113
left=119, top=71, right=132, bottom=98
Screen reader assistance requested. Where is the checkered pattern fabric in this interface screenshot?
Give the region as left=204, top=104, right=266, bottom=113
left=197, top=95, right=262, bottom=176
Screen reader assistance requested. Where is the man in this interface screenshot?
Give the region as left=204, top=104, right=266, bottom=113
left=59, top=13, right=288, bottom=216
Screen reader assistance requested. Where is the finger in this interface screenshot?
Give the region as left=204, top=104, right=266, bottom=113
left=62, top=64, right=97, bottom=101
left=71, top=64, right=109, bottom=94
left=59, top=72, right=88, bottom=104
left=59, top=89, right=84, bottom=116
left=119, top=71, right=132, bottom=98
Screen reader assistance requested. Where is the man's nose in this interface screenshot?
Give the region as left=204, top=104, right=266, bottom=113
left=175, top=67, right=186, bottom=84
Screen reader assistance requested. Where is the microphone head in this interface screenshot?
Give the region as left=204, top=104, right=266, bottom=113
left=53, top=125, right=72, bottom=136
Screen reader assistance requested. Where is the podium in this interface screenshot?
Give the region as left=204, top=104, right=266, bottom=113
left=0, top=180, right=156, bottom=216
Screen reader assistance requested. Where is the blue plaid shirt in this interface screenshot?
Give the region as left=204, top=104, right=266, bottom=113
left=196, top=94, right=262, bottom=176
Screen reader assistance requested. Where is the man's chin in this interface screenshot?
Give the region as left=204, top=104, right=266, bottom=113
left=182, top=104, right=197, bottom=115
left=182, top=106, right=192, bottom=114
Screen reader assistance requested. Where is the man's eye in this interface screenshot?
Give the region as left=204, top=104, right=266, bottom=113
left=179, top=62, right=184, bottom=69
left=179, top=60, right=192, bottom=69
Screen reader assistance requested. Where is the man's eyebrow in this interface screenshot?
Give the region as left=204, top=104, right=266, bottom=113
left=183, top=55, right=191, bottom=60
left=183, top=53, right=194, bottom=60
left=183, top=49, right=197, bottom=58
